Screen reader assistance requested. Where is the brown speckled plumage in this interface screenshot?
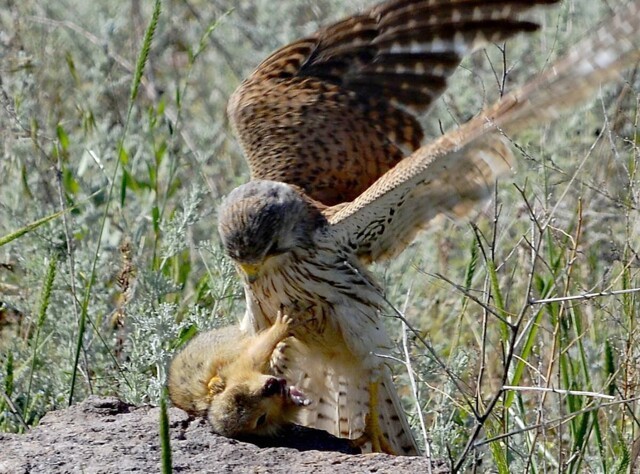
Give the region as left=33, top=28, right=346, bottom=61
left=219, top=0, right=640, bottom=456
left=228, top=0, right=561, bottom=207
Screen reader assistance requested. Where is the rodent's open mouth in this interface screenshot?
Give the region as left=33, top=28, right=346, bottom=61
left=287, top=385, right=311, bottom=407
left=263, top=377, right=311, bottom=406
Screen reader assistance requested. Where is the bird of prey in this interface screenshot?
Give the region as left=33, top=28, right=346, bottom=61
left=217, top=0, right=640, bottom=455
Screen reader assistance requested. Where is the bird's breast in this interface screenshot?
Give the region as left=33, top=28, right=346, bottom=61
left=245, top=249, right=388, bottom=358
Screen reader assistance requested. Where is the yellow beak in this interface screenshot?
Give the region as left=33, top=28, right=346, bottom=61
left=239, top=263, right=261, bottom=283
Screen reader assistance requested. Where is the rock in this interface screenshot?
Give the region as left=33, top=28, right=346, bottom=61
left=0, top=396, right=449, bottom=473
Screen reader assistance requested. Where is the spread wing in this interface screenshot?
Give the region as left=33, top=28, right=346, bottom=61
left=228, top=0, right=559, bottom=206
left=326, top=0, right=640, bottom=262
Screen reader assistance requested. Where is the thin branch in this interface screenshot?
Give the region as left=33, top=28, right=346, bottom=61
left=433, top=272, right=514, bottom=329
left=399, top=287, right=431, bottom=461
left=453, top=185, right=545, bottom=472
left=529, top=287, right=640, bottom=305
left=474, top=396, right=640, bottom=448
left=502, top=385, right=615, bottom=400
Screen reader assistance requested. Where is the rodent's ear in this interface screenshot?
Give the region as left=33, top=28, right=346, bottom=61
left=207, top=375, right=225, bottom=395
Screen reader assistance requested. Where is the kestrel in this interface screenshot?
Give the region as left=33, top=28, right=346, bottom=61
left=218, top=0, right=640, bottom=455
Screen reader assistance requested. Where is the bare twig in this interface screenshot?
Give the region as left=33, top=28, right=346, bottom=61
left=399, top=286, right=431, bottom=462
left=475, top=396, right=640, bottom=449
left=453, top=184, right=546, bottom=472
left=502, top=385, right=615, bottom=400
left=529, top=287, right=640, bottom=305
left=433, top=272, right=514, bottom=328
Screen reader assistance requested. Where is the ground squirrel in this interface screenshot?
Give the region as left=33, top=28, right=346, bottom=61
left=168, top=313, right=310, bottom=437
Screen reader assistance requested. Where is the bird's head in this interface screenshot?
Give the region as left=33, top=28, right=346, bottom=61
left=218, top=180, right=326, bottom=283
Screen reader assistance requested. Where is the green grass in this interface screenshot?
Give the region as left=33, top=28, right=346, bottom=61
left=1, top=0, right=639, bottom=472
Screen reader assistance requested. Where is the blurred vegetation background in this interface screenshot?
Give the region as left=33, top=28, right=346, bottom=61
left=1, top=0, right=639, bottom=471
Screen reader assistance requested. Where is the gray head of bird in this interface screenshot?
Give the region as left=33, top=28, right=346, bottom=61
left=217, top=180, right=327, bottom=283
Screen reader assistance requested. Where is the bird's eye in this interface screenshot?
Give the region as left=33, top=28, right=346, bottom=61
left=265, top=241, right=282, bottom=257
left=256, top=413, right=267, bottom=428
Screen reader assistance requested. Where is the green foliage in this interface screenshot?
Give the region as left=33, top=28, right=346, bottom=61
left=0, top=1, right=639, bottom=472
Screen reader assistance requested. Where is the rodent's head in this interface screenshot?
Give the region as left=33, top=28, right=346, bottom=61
left=207, top=374, right=309, bottom=437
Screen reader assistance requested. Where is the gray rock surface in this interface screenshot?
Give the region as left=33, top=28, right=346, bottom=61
left=0, top=396, right=449, bottom=473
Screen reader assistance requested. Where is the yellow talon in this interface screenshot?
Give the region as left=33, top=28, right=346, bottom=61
left=355, top=381, right=396, bottom=455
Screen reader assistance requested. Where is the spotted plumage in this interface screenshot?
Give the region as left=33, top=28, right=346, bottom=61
left=228, top=0, right=563, bottom=207
left=219, top=0, right=640, bottom=456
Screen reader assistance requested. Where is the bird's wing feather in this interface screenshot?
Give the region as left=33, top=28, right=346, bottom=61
left=228, top=0, right=558, bottom=206
left=326, top=131, right=513, bottom=263
left=327, top=0, right=640, bottom=262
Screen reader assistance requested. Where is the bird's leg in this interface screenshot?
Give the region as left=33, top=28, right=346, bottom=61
left=350, top=380, right=396, bottom=455
left=366, top=380, right=396, bottom=454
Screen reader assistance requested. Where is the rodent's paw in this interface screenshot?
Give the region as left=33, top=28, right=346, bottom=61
left=282, top=314, right=293, bottom=327
left=274, top=310, right=292, bottom=328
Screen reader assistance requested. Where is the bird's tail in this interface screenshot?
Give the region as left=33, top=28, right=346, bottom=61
left=276, top=338, right=420, bottom=455
left=376, top=367, right=421, bottom=456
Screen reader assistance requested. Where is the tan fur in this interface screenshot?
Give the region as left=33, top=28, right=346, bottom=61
left=168, top=314, right=306, bottom=437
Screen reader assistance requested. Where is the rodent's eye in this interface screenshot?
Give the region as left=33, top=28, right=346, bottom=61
left=255, top=413, right=267, bottom=428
